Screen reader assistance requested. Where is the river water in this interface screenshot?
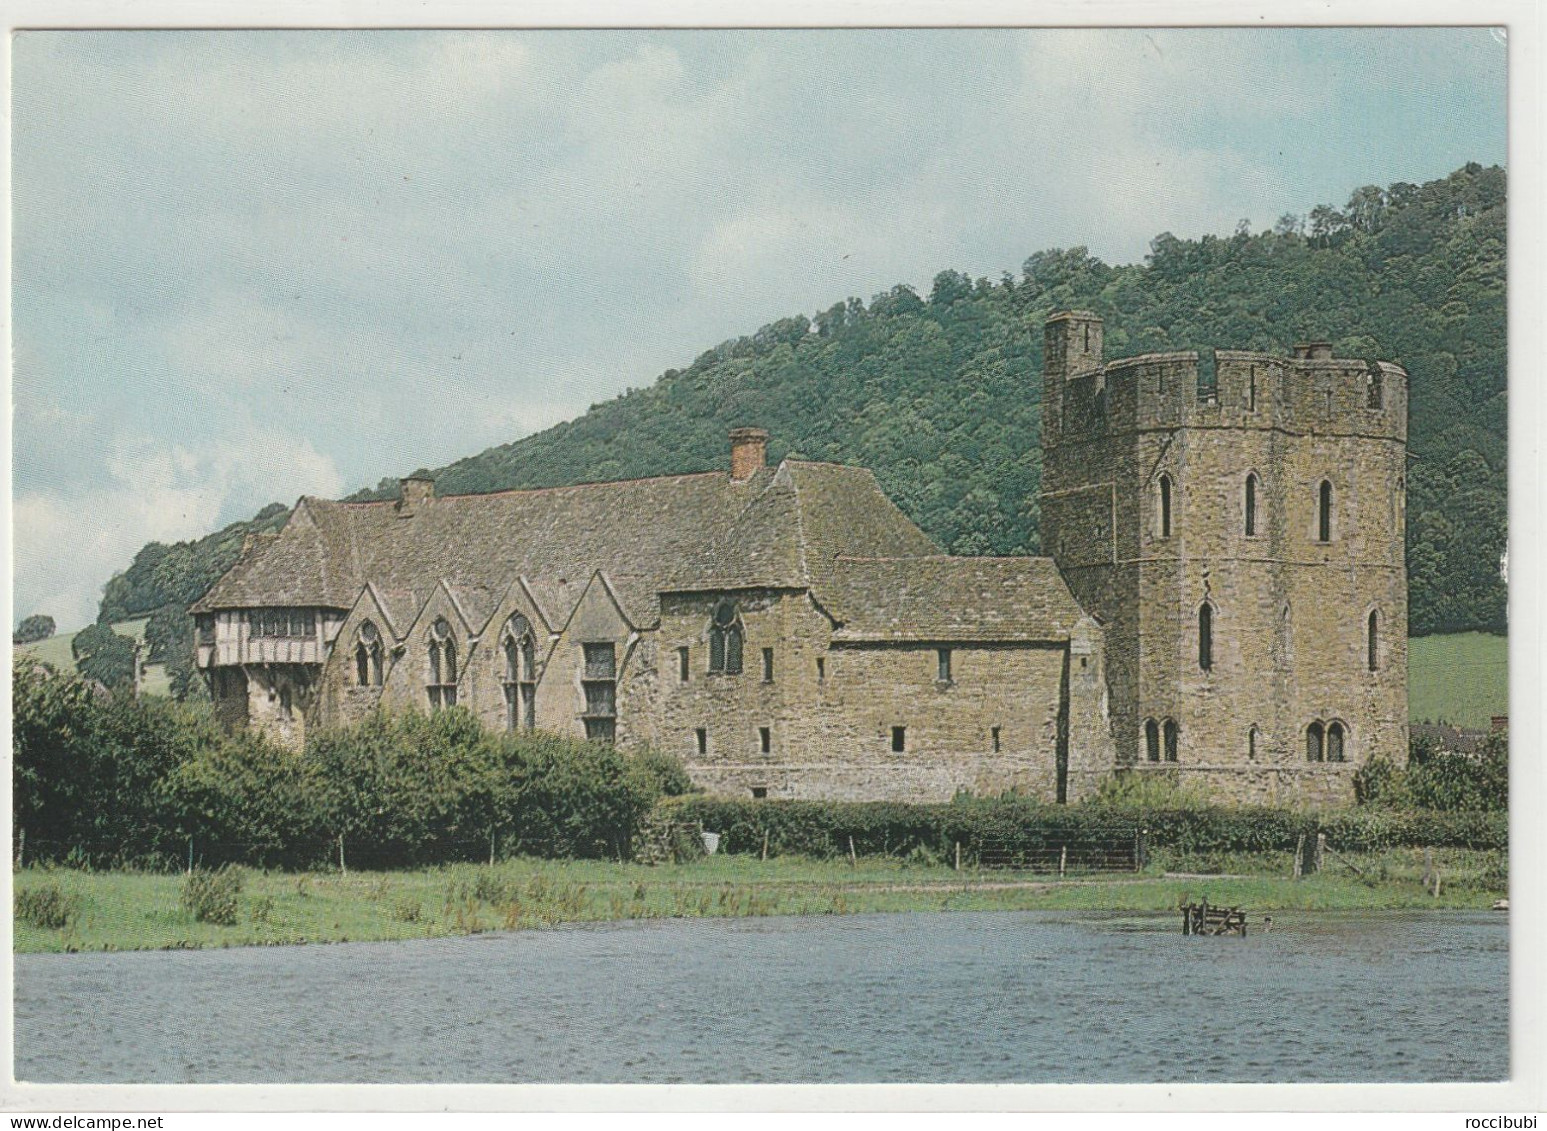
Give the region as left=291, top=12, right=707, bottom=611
left=14, top=910, right=1507, bottom=1084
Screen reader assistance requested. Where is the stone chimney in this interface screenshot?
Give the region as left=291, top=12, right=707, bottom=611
left=729, top=427, right=769, bottom=482
left=1293, top=342, right=1334, bottom=361
left=397, top=475, right=435, bottom=516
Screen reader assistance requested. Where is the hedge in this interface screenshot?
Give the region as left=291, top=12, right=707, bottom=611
left=662, top=796, right=1507, bottom=860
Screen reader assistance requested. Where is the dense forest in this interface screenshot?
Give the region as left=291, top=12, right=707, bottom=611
left=96, top=163, right=1506, bottom=687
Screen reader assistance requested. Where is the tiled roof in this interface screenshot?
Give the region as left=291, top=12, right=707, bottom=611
left=819, top=555, right=1086, bottom=643
left=192, top=460, right=941, bottom=635
left=670, top=462, right=940, bottom=591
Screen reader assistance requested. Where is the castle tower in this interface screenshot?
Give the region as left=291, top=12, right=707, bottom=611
left=1039, top=313, right=1408, bottom=805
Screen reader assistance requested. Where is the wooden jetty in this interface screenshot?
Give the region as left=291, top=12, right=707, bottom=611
left=1180, top=900, right=1247, bottom=937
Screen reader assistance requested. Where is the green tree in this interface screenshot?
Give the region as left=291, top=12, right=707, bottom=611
left=12, top=614, right=55, bottom=644
left=71, top=623, right=137, bottom=690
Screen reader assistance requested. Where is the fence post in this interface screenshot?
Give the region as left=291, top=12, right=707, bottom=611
left=1293, top=833, right=1305, bottom=879
left=1059, top=844, right=1067, bottom=878
left=1314, top=832, right=1327, bottom=875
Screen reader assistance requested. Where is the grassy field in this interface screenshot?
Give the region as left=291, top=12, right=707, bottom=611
left=13, top=846, right=1506, bottom=954
left=12, top=617, right=171, bottom=696
left=1408, top=632, right=1508, bottom=729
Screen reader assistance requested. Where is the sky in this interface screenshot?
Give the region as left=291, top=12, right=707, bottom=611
left=10, top=27, right=1507, bottom=632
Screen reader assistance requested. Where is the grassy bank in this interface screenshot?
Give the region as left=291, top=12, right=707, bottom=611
left=13, top=846, right=1506, bottom=954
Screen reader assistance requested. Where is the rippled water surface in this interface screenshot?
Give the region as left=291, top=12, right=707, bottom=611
left=15, top=910, right=1507, bottom=1083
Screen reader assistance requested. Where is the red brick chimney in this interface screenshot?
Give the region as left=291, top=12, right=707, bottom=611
left=729, top=427, right=769, bottom=482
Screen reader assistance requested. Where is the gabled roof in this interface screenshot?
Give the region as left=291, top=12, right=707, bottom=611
left=194, top=459, right=944, bottom=628
left=818, top=556, right=1086, bottom=643
left=669, top=462, right=939, bottom=592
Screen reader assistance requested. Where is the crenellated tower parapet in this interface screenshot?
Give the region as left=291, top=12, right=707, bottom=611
left=1039, top=311, right=1409, bottom=806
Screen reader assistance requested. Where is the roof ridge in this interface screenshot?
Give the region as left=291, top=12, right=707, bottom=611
left=785, top=465, right=812, bottom=583
left=312, top=469, right=731, bottom=509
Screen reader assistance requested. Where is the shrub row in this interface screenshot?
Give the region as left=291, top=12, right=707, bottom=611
left=13, top=659, right=692, bottom=870
left=664, top=796, right=1507, bottom=860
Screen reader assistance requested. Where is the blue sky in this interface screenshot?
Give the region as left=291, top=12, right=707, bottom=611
left=11, top=28, right=1506, bottom=630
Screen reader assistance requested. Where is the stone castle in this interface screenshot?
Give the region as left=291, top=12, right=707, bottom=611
left=192, top=311, right=1408, bottom=805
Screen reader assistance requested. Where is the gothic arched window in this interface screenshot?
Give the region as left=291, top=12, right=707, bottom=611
left=1245, top=473, right=1259, bottom=536
left=354, top=620, right=383, bottom=687
left=1318, top=480, right=1333, bottom=543
left=427, top=617, right=457, bottom=710
left=1327, top=721, right=1346, bottom=763
left=500, top=614, right=537, bottom=731
left=1144, top=718, right=1160, bottom=762
left=1306, top=720, right=1325, bottom=762
left=1163, top=719, right=1179, bottom=763
left=708, top=600, right=744, bottom=675
left=1158, top=474, right=1173, bottom=539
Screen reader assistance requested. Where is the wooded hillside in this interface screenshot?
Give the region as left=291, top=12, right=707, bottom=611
left=98, top=163, right=1507, bottom=669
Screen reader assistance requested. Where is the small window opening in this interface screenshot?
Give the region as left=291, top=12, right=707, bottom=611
left=762, top=647, right=774, bottom=683
left=1198, top=603, right=1213, bottom=672
left=1306, top=721, right=1325, bottom=763
left=1145, top=718, right=1160, bottom=763
left=751, top=787, right=768, bottom=800
left=581, top=642, right=617, bottom=743
left=991, top=726, right=1001, bottom=753
left=1367, top=611, right=1379, bottom=671
left=1324, top=389, right=1333, bottom=416
left=1248, top=367, right=1257, bottom=412
left=937, top=648, right=952, bottom=683
left=678, top=646, right=690, bottom=683
left=816, top=657, right=826, bottom=682
left=891, top=726, right=906, bottom=753
left=1158, top=474, right=1173, bottom=538
left=759, top=726, right=771, bottom=755
left=1245, top=474, right=1258, bottom=536
left=1248, top=726, right=1259, bottom=761
left=1318, top=480, right=1333, bottom=543
left=1163, top=719, right=1179, bottom=762
left=1327, top=722, right=1346, bottom=763
left=695, top=728, right=707, bottom=756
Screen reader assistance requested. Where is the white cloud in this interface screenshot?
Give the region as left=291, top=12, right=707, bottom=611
left=13, top=429, right=343, bottom=631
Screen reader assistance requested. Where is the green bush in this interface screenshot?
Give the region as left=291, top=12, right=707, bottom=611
left=181, top=867, right=243, bottom=925
left=16, top=882, right=78, bottom=930
left=1356, top=733, right=1507, bottom=812
left=664, top=795, right=1506, bottom=861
